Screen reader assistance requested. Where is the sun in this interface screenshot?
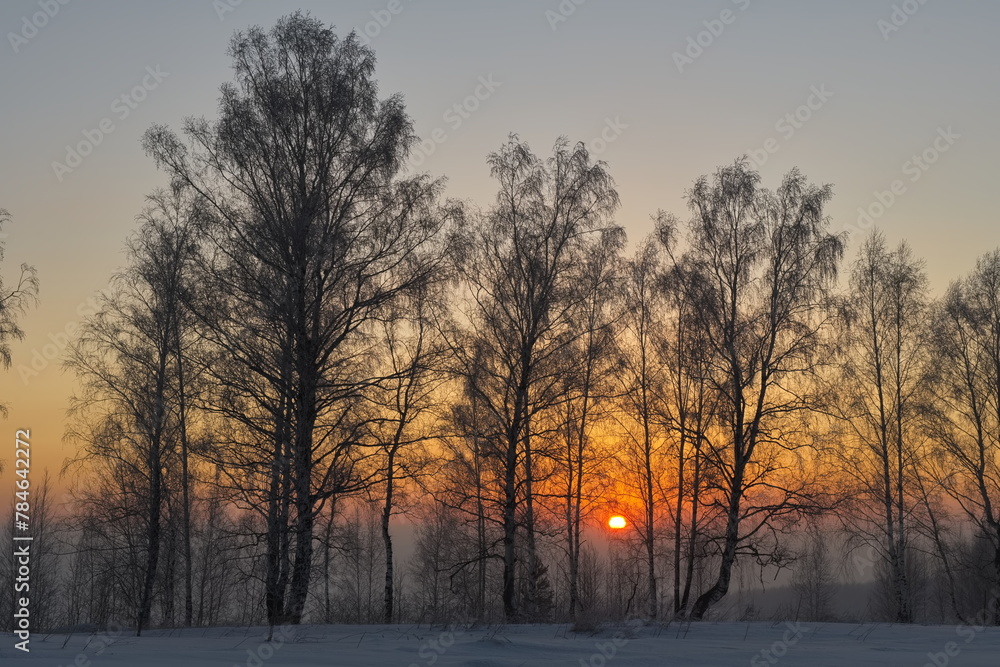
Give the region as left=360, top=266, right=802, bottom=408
left=608, top=515, right=628, bottom=530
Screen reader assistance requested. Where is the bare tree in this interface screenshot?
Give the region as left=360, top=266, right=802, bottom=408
left=369, top=291, right=448, bottom=623
left=439, top=373, right=499, bottom=623
left=614, top=239, right=669, bottom=621
left=791, top=519, right=837, bottom=622
left=925, top=250, right=1000, bottom=624
left=653, top=214, right=719, bottom=619
left=674, top=159, right=845, bottom=619
left=65, top=189, right=198, bottom=634
left=448, top=136, right=620, bottom=621
left=1, top=472, right=58, bottom=631
left=832, top=231, right=929, bottom=622
left=144, top=13, right=448, bottom=627
left=0, top=209, right=39, bottom=420
left=557, top=228, right=623, bottom=621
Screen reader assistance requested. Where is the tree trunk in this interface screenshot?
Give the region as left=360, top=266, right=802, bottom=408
left=382, top=449, right=396, bottom=624
left=474, top=430, right=487, bottom=623
left=265, top=392, right=291, bottom=631
left=690, top=473, right=743, bottom=620
left=673, top=428, right=685, bottom=617
left=523, top=428, right=539, bottom=620
left=175, top=330, right=194, bottom=627
left=288, top=399, right=318, bottom=624
left=680, top=433, right=701, bottom=614
left=137, top=440, right=162, bottom=635
left=502, top=431, right=519, bottom=621
left=137, top=346, right=171, bottom=636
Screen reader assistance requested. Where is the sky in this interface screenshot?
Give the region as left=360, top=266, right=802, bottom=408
left=0, top=0, right=997, bottom=486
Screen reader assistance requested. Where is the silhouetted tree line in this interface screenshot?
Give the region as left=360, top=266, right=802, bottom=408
left=4, top=13, right=1000, bottom=634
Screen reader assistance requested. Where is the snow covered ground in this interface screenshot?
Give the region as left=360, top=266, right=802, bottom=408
left=4, top=621, right=1000, bottom=666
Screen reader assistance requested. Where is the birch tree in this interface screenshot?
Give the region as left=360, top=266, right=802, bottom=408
left=926, top=250, right=1000, bottom=624
left=369, top=291, right=448, bottom=623
left=66, top=189, right=199, bottom=634
left=449, top=136, right=620, bottom=621
left=0, top=209, right=38, bottom=420
left=558, top=228, right=623, bottom=621
left=834, top=231, right=929, bottom=622
left=614, top=240, right=669, bottom=621
left=144, top=13, right=447, bottom=626
left=678, top=159, right=845, bottom=619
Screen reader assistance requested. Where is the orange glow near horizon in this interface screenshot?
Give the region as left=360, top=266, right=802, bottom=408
left=608, top=515, right=627, bottom=530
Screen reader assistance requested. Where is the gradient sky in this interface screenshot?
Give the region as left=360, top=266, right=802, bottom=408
left=0, top=0, right=997, bottom=487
